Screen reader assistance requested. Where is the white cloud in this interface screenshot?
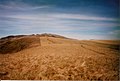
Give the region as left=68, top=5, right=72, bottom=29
left=3, top=13, right=118, bottom=32
left=0, top=2, right=50, bottom=10
left=0, top=10, right=118, bottom=39
left=5, top=12, right=118, bottom=21
left=51, top=13, right=117, bottom=21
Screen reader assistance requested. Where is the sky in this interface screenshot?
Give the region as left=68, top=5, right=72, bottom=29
left=0, top=0, right=119, bottom=40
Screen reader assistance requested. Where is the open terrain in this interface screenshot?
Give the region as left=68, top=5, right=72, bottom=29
left=0, top=34, right=119, bottom=80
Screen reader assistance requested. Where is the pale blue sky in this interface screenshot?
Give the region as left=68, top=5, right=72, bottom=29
left=0, top=0, right=119, bottom=39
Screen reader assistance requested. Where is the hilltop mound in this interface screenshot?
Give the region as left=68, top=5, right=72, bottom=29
left=37, top=33, right=67, bottom=39
left=0, top=33, right=67, bottom=41
left=0, top=33, right=68, bottom=54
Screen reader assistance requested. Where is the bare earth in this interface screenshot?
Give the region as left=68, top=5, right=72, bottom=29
left=0, top=36, right=119, bottom=80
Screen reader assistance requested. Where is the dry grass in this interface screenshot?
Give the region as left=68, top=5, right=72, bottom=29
left=0, top=37, right=40, bottom=54
left=0, top=36, right=119, bottom=80
left=92, top=40, right=120, bottom=45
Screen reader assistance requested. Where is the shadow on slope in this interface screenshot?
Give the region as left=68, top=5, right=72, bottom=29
left=0, top=37, right=39, bottom=54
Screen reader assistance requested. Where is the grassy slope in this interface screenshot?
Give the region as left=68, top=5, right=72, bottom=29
left=0, top=37, right=119, bottom=80
left=0, top=36, right=40, bottom=54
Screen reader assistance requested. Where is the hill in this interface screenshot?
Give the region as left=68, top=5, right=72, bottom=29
left=0, top=33, right=119, bottom=80
left=0, top=33, right=69, bottom=54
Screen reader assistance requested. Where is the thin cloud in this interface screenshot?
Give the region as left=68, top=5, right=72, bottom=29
left=4, top=13, right=118, bottom=29
left=51, top=13, right=117, bottom=21
left=0, top=1, right=50, bottom=11
left=6, top=13, right=117, bottom=21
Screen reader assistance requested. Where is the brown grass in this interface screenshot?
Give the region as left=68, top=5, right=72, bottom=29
left=0, top=36, right=119, bottom=80
left=0, top=37, right=40, bottom=54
